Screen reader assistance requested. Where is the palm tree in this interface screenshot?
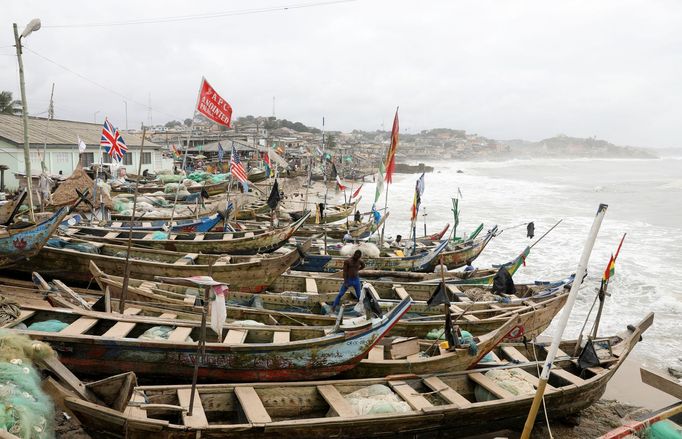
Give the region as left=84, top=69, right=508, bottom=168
left=0, top=91, right=22, bottom=115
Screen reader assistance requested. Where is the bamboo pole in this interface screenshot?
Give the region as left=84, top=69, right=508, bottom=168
left=118, top=128, right=147, bottom=314
left=520, top=203, right=608, bottom=439
left=591, top=233, right=626, bottom=338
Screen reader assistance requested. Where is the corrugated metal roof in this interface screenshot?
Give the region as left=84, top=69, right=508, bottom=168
left=0, top=114, right=159, bottom=148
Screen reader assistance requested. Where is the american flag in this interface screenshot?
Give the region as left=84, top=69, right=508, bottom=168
left=230, top=144, right=249, bottom=188
left=100, top=119, right=127, bottom=161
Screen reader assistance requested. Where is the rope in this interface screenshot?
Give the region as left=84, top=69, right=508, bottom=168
left=531, top=341, right=554, bottom=438
left=0, top=295, right=20, bottom=325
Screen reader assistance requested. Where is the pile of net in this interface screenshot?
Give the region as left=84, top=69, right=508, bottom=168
left=340, top=242, right=381, bottom=258
left=424, top=329, right=478, bottom=356
left=138, top=326, right=193, bottom=342
left=47, top=237, right=100, bottom=254
left=474, top=369, right=536, bottom=402
left=26, top=320, right=69, bottom=332
left=157, top=174, right=184, bottom=184
left=111, top=195, right=168, bottom=217
left=50, top=164, right=113, bottom=212
left=0, top=330, right=56, bottom=438
left=460, top=287, right=497, bottom=302
left=344, top=384, right=411, bottom=415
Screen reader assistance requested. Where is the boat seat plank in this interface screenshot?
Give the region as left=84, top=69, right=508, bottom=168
left=317, top=385, right=356, bottom=417
left=123, top=307, right=142, bottom=315
left=142, top=233, right=154, bottom=240
left=555, top=347, right=570, bottom=358
left=222, top=233, right=233, bottom=241
left=103, top=231, right=120, bottom=239
left=167, top=327, right=193, bottom=342
left=10, top=310, right=35, bottom=326
left=177, top=388, right=208, bottom=428
left=223, top=329, right=248, bottom=344
left=512, top=368, right=556, bottom=391
left=193, top=234, right=205, bottom=241
left=422, top=376, right=471, bottom=408
left=469, top=373, right=515, bottom=399
left=174, top=253, right=199, bottom=265
left=305, top=278, right=318, bottom=294
left=367, top=345, right=384, bottom=361
left=142, top=222, right=152, bottom=228
left=183, top=296, right=197, bottom=304
left=501, top=346, right=530, bottom=363
left=394, top=285, right=409, bottom=300
left=103, top=321, right=136, bottom=338
left=60, top=317, right=98, bottom=335
left=244, top=232, right=254, bottom=238
left=461, top=313, right=480, bottom=322
left=235, top=386, right=272, bottom=424
left=551, top=368, right=586, bottom=386
left=111, top=222, right=122, bottom=227
left=272, top=331, right=290, bottom=343
left=158, top=313, right=177, bottom=319
left=125, top=391, right=147, bottom=419
left=389, top=381, right=433, bottom=411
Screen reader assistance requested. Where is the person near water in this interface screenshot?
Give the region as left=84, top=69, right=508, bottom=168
left=343, top=231, right=353, bottom=243
left=332, top=250, right=366, bottom=312
left=390, top=234, right=404, bottom=248
left=464, top=259, right=475, bottom=272
left=527, top=222, right=535, bottom=239
left=354, top=210, right=361, bottom=223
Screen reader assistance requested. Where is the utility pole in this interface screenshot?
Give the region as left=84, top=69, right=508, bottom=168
left=124, top=101, right=128, bottom=130
left=13, top=20, right=42, bottom=223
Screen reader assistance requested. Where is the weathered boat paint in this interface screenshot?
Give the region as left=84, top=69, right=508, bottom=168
left=0, top=207, right=68, bottom=267
left=63, top=212, right=224, bottom=233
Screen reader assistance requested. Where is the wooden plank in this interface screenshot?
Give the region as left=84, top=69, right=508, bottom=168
left=389, top=381, right=433, bottom=411
left=167, top=326, right=193, bottom=342
left=103, top=321, right=136, bottom=338
left=389, top=337, right=420, bottom=359
left=103, top=231, right=120, bottom=239
left=367, top=345, right=384, bottom=361
left=551, top=368, right=586, bottom=386
left=177, top=388, right=208, bottom=428
left=223, top=329, right=248, bottom=344
left=469, top=373, right=515, bottom=399
left=423, top=376, right=471, bottom=408
left=174, top=253, right=199, bottom=265
left=501, top=346, right=530, bottom=363
left=244, top=232, right=255, bottom=238
left=394, top=285, right=409, bottom=300
left=193, top=234, right=205, bottom=241
left=317, top=385, right=356, bottom=417
left=305, top=277, right=318, bottom=294
left=641, top=367, right=682, bottom=400
left=142, top=233, right=154, bottom=240
left=222, top=233, right=233, bottom=241
left=123, top=307, right=142, bottom=315
left=158, top=313, right=177, bottom=319
left=111, top=222, right=122, bottom=227
left=125, top=391, right=148, bottom=419
left=272, top=331, right=290, bottom=343
left=183, top=296, right=197, bottom=304
left=9, top=310, right=35, bottom=326
left=60, top=317, right=98, bottom=335
left=512, top=368, right=556, bottom=391
left=235, top=386, right=272, bottom=424
left=54, top=280, right=91, bottom=310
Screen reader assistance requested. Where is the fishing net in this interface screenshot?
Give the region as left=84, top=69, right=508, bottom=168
left=209, top=173, right=230, bottom=184
left=151, top=231, right=168, bottom=240
left=138, top=326, right=193, bottom=342
left=26, top=320, right=69, bottom=333
left=474, top=369, right=536, bottom=402
left=425, top=329, right=478, bottom=356
left=187, top=172, right=211, bottom=183
left=642, top=420, right=682, bottom=438
left=344, top=384, right=411, bottom=415
left=157, top=174, right=184, bottom=184
left=0, top=330, right=56, bottom=439
left=47, top=238, right=100, bottom=254
left=112, top=198, right=131, bottom=213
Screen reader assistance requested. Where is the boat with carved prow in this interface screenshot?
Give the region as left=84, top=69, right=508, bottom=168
left=0, top=207, right=69, bottom=268
left=61, top=313, right=653, bottom=438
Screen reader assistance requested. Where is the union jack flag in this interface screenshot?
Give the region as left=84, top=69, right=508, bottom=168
left=230, top=144, right=249, bottom=190
left=100, top=118, right=127, bottom=161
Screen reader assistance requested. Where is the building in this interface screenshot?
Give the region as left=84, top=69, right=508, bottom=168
left=0, top=114, right=172, bottom=190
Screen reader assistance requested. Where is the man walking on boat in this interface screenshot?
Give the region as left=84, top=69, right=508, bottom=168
left=332, top=250, right=366, bottom=312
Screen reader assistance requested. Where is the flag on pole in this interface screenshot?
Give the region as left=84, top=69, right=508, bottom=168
left=352, top=184, right=363, bottom=199
left=374, top=161, right=385, bottom=203
left=217, top=143, right=224, bottom=162
left=171, top=144, right=182, bottom=159
left=410, top=173, right=425, bottom=222
left=262, top=151, right=272, bottom=177
left=197, top=77, right=233, bottom=128
left=267, top=179, right=281, bottom=210
left=336, top=175, right=347, bottom=191
left=384, top=108, right=399, bottom=183
left=599, top=233, right=626, bottom=294
left=77, top=136, right=87, bottom=153
left=100, top=118, right=127, bottom=161
left=230, top=144, right=249, bottom=191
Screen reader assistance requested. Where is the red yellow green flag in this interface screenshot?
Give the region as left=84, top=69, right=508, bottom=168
left=384, top=108, right=399, bottom=183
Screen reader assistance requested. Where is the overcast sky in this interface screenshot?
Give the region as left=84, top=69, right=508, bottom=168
left=2, top=0, right=681, bottom=147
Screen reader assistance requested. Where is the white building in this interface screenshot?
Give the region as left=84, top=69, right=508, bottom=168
left=0, top=114, right=173, bottom=190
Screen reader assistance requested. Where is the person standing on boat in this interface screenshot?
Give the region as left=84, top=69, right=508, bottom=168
left=332, top=250, right=366, bottom=312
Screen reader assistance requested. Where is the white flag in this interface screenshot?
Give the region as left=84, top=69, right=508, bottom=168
left=77, top=136, right=87, bottom=153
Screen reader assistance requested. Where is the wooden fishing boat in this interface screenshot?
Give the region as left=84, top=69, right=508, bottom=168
left=63, top=212, right=225, bottom=233
left=292, top=213, right=388, bottom=240
left=91, top=263, right=572, bottom=340
left=62, top=213, right=310, bottom=255
left=62, top=313, right=653, bottom=439
left=109, top=202, right=220, bottom=221
left=0, top=189, right=27, bottom=225
left=13, top=237, right=309, bottom=292
left=4, top=297, right=412, bottom=382
left=0, top=207, right=68, bottom=268
left=294, top=239, right=450, bottom=272
left=111, top=180, right=229, bottom=197
left=289, top=198, right=360, bottom=224
left=423, top=223, right=450, bottom=241
left=247, top=168, right=268, bottom=183
left=427, top=226, right=497, bottom=270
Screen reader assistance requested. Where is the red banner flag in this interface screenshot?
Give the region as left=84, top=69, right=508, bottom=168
left=384, top=107, right=399, bottom=183
left=197, top=77, right=233, bottom=128
left=352, top=183, right=363, bottom=199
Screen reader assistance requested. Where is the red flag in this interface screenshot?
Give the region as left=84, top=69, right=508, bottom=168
left=352, top=184, right=363, bottom=199
left=384, top=108, right=399, bottom=183
left=197, top=77, right=233, bottom=128
left=336, top=176, right=347, bottom=191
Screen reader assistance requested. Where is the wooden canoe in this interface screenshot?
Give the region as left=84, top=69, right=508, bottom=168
left=111, top=180, right=229, bottom=197
left=5, top=297, right=412, bottom=382
left=108, top=202, right=220, bottom=221
left=289, top=198, right=360, bottom=225
left=63, top=212, right=224, bottom=233
left=0, top=207, right=68, bottom=268
left=62, top=212, right=310, bottom=255
left=13, top=237, right=309, bottom=292
left=62, top=312, right=653, bottom=439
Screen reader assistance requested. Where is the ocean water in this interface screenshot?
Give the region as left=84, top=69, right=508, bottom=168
left=350, top=157, right=682, bottom=371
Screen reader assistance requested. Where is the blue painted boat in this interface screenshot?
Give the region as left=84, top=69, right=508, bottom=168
left=0, top=207, right=69, bottom=267
left=62, top=211, right=224, bottom=233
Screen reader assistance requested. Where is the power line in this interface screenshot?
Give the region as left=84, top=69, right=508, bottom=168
left=43, top=0, right=356, bottom=29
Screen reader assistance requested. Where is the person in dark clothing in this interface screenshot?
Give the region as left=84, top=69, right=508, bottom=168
left=354, top=210, right=361, bottom=223
left=332, top=250, right=366, bottom=311
left=491, top=266, right=516, bottom=295
left=318, top=202, right=325, bottom=221
left=527, top=222, right=535, bottom=239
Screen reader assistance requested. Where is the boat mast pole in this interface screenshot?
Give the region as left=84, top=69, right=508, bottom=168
left=118, top=128, right=147, bottom=313
left=520, top=203, right=608, bottom=439
left=591, top=233, right=626, bottom=338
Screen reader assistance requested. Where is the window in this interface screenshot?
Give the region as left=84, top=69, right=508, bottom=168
left=121, top=153, right=133, bottom=165
left=102, top=153, right=112, bottom=164
left=82, top=152, right=95, bottom=167
left=54, top=152, right=69, bottom=163
left=141, top=152, right=152, bottom=165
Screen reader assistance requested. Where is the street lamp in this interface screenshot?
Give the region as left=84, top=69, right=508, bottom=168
left=13, top=18, right=41, bottom=223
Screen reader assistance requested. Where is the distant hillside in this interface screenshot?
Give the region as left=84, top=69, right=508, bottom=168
left=499, top=135, right=657, bottom=159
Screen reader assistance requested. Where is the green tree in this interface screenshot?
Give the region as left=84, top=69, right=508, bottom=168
left=0, top=91, right=21, bottom=115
